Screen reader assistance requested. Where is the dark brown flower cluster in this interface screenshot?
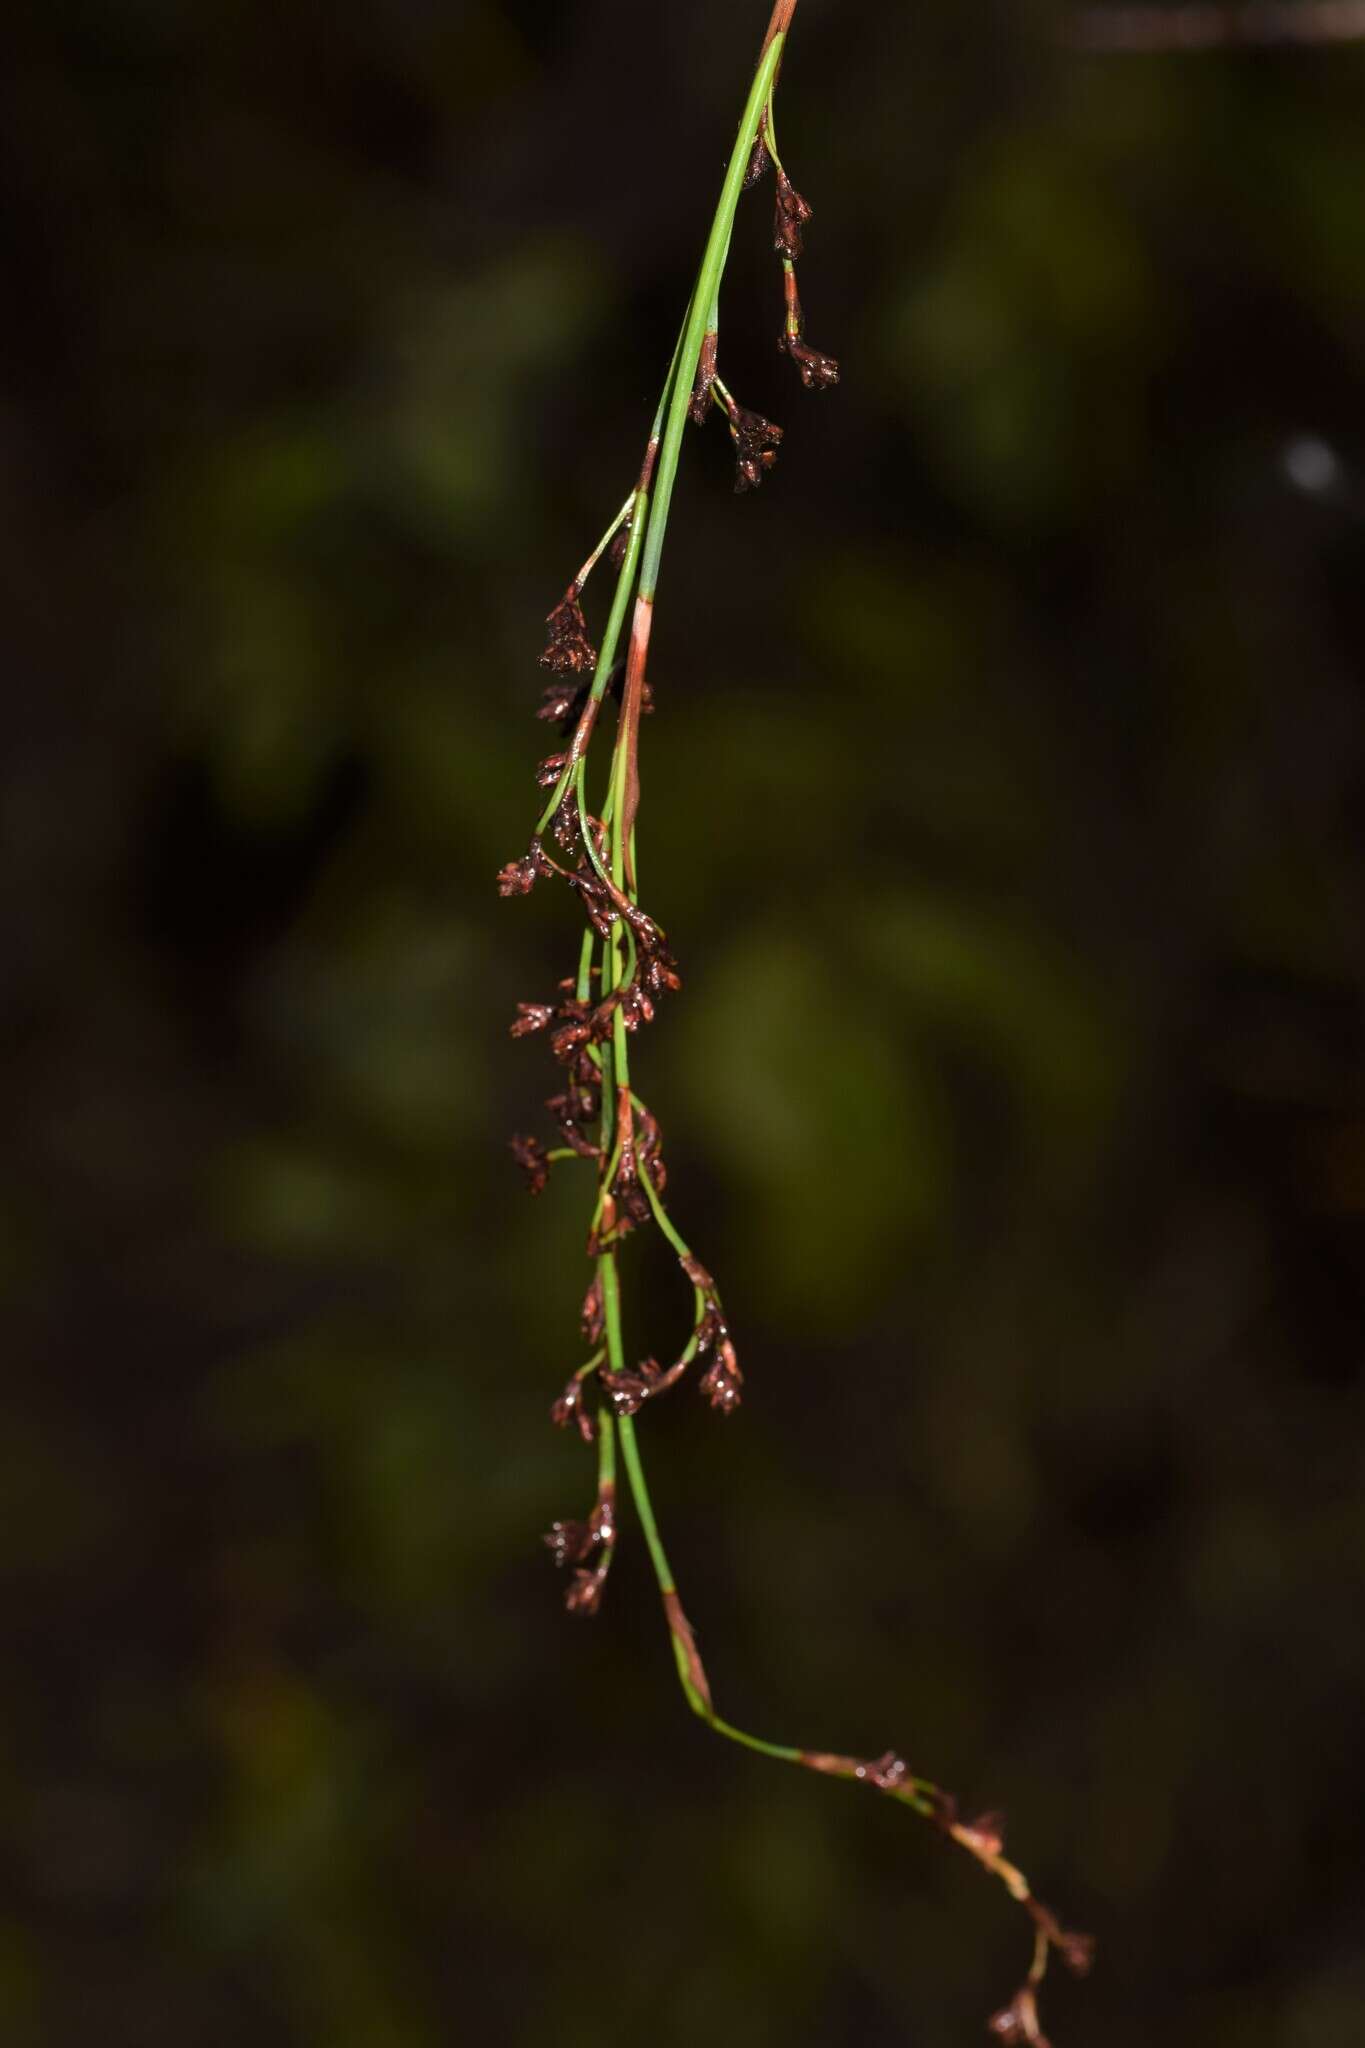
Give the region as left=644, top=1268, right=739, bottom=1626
left=496, top=838, right=553, bottom=898
left=545, top=1075, right=600, bottom=1161
left=794, top=1750, right=1091, bottom=2038
left=1025, top=1907, right=1095, bottom=1983
left=676, top=125, right=839, bottom=487
left=510, top=1133, right=550, bottom=1196
left=680, top=1253, right=743, bottom=1414
left=559, top=868, right=682, bottom=1010
left=600, top=1090, right=666, bottom=1245
left=550, top=1370, right=596, bottom=1444
left=699, top=1334, right=742, bottom=1411
left=537, top=678, right=581, bottom=725
left=540, top=589, right=597, bottom=675
left=743, top=137, right=839, bottom=394
left=984, top=1923, right=1094, bottom=2048
left=855, top=1749, right=914, bottom=1793
left=505, top=891, right=680, bottom=1218
left=543, top=1489, right=616, bottom=1617
left=601, top=1354, right=687, bottom=1417
left=727, top=404, right=784, bottom=493
left=772, top=165, right=814, bottom=260
left=987, top=1987, right=1049, bottom=2047
left=538, top=663, right=651, bottom=738
left=779, top=331, right=840, bottom=390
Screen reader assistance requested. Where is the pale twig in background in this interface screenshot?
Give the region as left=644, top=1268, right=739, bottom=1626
left=1074, top=1, right=1365, bottom=48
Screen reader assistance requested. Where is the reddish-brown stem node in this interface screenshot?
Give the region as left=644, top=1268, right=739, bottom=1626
left=688, top=333, right=719, bottom=425
left=773, top=165, right=813, bottom=260
left=759, top=0, right=800, bottom=58
left=618, top=594, right=654, bottom=884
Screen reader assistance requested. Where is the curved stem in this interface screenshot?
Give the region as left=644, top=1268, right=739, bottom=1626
left=523, top=1, right=1090, bottom=2031
left=573, top=490, right=636, bottom=592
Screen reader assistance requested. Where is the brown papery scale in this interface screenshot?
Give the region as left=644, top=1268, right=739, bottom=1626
left=688, top=332, right=719, bottom=425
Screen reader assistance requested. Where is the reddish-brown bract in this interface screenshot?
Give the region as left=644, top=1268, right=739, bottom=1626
left=618, top=595, right=653, bottom=888
left=662, top=1587, right=713, bottom=1710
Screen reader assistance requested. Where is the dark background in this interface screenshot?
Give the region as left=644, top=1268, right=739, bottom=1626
left=5, top=2, right=1365, bottom=2043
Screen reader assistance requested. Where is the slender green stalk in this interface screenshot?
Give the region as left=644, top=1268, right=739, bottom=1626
left=637, top=39, right=783, bottom=606
left=535, top=313, right=690, bottom=844
left=578, top=490, right=636, bottom=586
left=508, top=3, right=1092, bottom=2033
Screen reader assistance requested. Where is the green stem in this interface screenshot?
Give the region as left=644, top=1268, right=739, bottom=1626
left=637, top=35, right=785, bottom=603
left=763, top=81, right=784, bottom=173
left=618, top=1414, right=944, bottom=1804
left=529, top=2, right=1086, bottom=2021
left=636, top=1154, right=694, bottom=1264
left=615, top=1408, right=801, bottom=1763
left=574, top=926, right=596, bottom=1005
left=614, top=1415, right=675, bottom=1600
left=588, top=14, right=797, bottom=1777
left=574, top=490, right=636, bottom=591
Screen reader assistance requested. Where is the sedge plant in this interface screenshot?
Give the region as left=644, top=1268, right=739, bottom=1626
left=499, top=4, right=1092, bottom=2038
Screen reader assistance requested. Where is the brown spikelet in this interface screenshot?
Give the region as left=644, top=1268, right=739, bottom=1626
left=540, top=591, right=597, bottom=675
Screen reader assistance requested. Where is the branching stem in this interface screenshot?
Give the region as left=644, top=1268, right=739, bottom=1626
left=510, top=2, right=1091, bottom=2033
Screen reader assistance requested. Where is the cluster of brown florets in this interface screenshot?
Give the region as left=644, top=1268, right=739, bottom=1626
left=500, top=554, right=745, bottom=1618
left=540, top=589, right=598, bottom=676
left=543, top=1488, right=616, bottom=1616
left=588, top=1247, right=743, bottom=1426
left=792, top=1749, right=1094, bottom=2043
left=689, top=115, right=839, bottom=492
left=538, top=669, right=653, bottom=737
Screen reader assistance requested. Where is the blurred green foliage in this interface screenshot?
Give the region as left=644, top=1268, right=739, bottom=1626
left=5, top=2, right=1365, bottom=2045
